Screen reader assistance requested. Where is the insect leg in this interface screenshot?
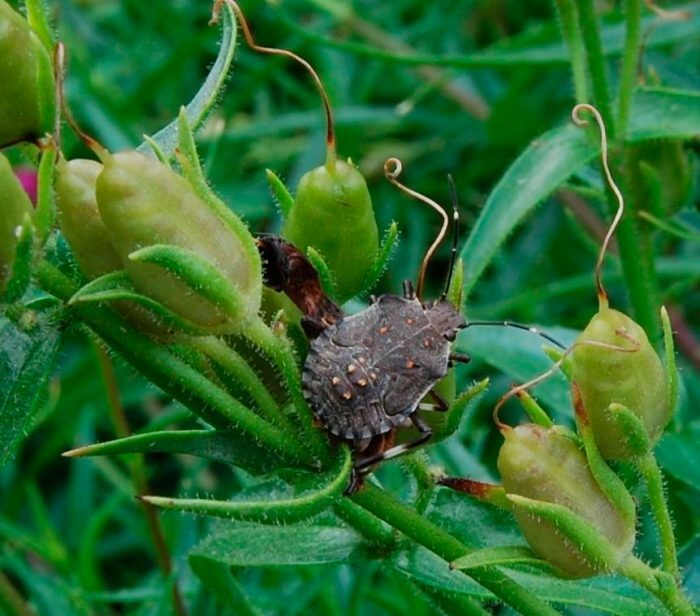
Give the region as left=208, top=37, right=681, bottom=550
left=418, top=388, right=449, bottom=412
left=449, top=352, right=470, bottom=365
left=354, top=413, right=432, bottom=472
left=402, top=280, right=416, bottom=300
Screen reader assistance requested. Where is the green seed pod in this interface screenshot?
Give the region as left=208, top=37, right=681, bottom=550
left=55, top=158, right=122, bottom=278
left=0, top=0, right=55, bottom=147
left=282, top=160, right=378, bottom=302
left=95, top=150, right=262, bottom=333
left=0, top=152, right=33, bottom=292
left=572, top=305, right=669, bottom=459
left=498, top=424, right=635, bottom=578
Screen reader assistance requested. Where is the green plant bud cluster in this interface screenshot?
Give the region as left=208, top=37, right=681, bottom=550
left=572, top=306, right=669, bottom=459
left=0, top=0, right=55, bottom=147
left=95, top=150, right=262, bottom=333
left=0, top=152, right=33, bottom=293
left=498, top=424, right=635, bottom=578
left=283, top=160, right=378, bottom=302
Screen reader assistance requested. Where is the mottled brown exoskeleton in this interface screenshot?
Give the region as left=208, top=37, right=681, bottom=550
left=257, top=160, right=473, bottom=491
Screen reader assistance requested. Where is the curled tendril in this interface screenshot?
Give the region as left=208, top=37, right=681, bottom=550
left=492, top=334, right=641, bottom=431
left=210, top=0, right=337, bottom=171
left=571, top=103, right=624, bottom=310
left=383, top=157, right=450, bottom=300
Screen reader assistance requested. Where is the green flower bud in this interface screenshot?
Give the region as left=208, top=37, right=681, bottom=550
left=95, top=150, right=262, bottom=333
left=572, top=306, right=669, bottom=459
left=282, top=160, right=378, bottom=302
left=498, top=424, right=635, bottom=578
left=55, top=158, right=122, bottom=278
left=0, top=152, right=33, bottom=292
left=0, top=0, right=55, bottom=147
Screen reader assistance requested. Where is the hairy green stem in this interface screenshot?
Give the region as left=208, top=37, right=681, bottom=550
left=192, top=336, right=295, bottom=432
left=617, top=0, right=642, bottom=136
left=619, top=556, right=694, bottom=615
left=332, top=499, right=396, bottom=548
left=403, top=451, right=435, bottom=515
left=553, top=0, right=588, bottom=103
left=637, top=453, right=679, bottom=579
left=351, top=485, right=561, bottom=616
left=93, top=342, right=187, bottom=616
left=34, top=261, right=314, bottom=467
left=243, top=316, right=330, bottom=464
left=577, top=0, right=615, bottom=137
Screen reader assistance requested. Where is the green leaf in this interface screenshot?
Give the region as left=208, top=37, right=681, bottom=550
left=24, top=0, right=53, bottom=51
left=461, top=88, right=700, bottom=297
left=266, top=169, right=295, bottom=220
left=63, top=429, right=282, bottom=476
left=0, top=314, right=61, bottom=465
left=457, top=325, right=578, bottom=421
left=359, top=221, right=399, bottom=296
left=394, top=547, right=666, bottom=615
left=2, top=215, right=34, bottom=303
left=136, top=2, right=237, bottom=159
left=129, top=244, right=245, bottom=318
left=34, top=146, right=57, bottom=247
left=189, top=522, right=366, bottom=567
left=306, top=246, right=337, bottom=298
left=68, top=270, right=206, bottom=335
left=656, top=424, right=700, bottom=492
left=142, top=447, right=351, bottom=522
left=450, top=545, right=551, bottom=571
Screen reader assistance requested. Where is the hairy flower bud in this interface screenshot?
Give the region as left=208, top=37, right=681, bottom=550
left=56, top=158, right=122, bottom=278
left=572, top=306, right=669, bottom=459
left=95, top=150, right=262, bottom=333
left=0, top=153, right=33, bottom=292
left=0, top=0, right=55, bottom=147
left=498, top=424, right=635, bottom=578
left=282, top=160, right=378, bottom=302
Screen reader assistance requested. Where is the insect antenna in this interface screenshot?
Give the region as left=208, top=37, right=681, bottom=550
left=384, top=157, right=450, bottom=300
left=211, top=0, right=337, bottom=171
left=441, top=173, right=460, bottom=301
left=464, top=320, right=566, bottom=350
left=571, top=103, right=623, bottom=311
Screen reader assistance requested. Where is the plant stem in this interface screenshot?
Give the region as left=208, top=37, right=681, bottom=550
left=553, top=0, right=588, bottom=103
left=34, top=261, right=314, bottom=466
left=351, top=485, right=561, bottom=616
left=192, top=336, right=295, bottom=432
left=577, top=0, right=615, bottom=137
left=403, top=451, right=435, bottom=514
left=332, top=499, right=396, bottom=548
left=243, top=316, right=330, bottom=464
left=93, top=342, right=187, bottom=616
left=637, top=452, right=679, bottom=579
left=617, top=0, right=642, bottom=137
left=619, top=556, right=694, bottom=615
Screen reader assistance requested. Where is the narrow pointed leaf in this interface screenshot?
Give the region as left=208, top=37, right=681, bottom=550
left=306, top=246, right=337, bottom=298
left=450, top=545, right=552, bottom=571
left=360, top=221, right=399, bottom=295
left=129, top=244, right=244, bottom=317
left=63, top=429, right=281, bottom=476
left=136, top=3, right=237, bottom=158
left=266, top=169, right=295, bottom=219
left=2, top=217, right=34, bottom=303
left=142, top=447, right=351, bottom=522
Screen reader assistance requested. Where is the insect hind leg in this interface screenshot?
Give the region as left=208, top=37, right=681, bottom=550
left=353, top=413, right=432, bottom=473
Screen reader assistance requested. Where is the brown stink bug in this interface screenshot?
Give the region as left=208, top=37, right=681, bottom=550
left=258, top=158, right=563, bottom=492
left=257, top=159, right=467, bottom=492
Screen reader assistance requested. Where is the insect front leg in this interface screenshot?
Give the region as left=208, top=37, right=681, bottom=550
left=418, top=387, right=449, bottom=412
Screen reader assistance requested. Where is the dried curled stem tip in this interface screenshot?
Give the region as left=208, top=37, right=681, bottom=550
left=383, top=157, right=450, bottom=300
left=211, top=0, right=336, bottom=171
left=572, top=103, right=624, bottom=310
